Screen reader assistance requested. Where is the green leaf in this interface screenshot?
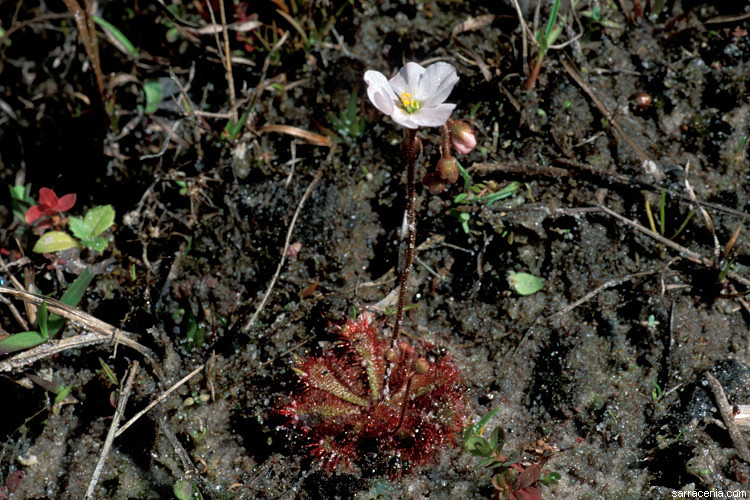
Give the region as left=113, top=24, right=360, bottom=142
left=47, top=267, right=94, bottom=336
left=457, top=161, right=472, bottom=190
left=33, top=231, right=80, bottom=253
left=60, top=267, right=95, bottom=308
left=143, top=80, right=163, bottom=114
left=94, top=16, right=137, bottom=57
left=99, top=357, right=119, bottom=386
left=0, top=331, right=45, bottom=355
left=9, top=184, right=32, bottom=221
left=173, top=479, right=195, bottom=500
left=54, top=384, right=73, bottom=405
left=464, top=407, right=500, bottom=443
left=38, top=301, right=48, bottom=340
left=84, top=205, right=115, bottom=237
left=69, top=216, right=93, bottom=240
left=540, top=471, right=562, bottom=486
left=79, top=235, right=108, bottom=252
left=507, top=271, right=545, bottom=296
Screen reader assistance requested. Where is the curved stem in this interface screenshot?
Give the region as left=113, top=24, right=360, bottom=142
left=392, top=128, right=418, bottom=346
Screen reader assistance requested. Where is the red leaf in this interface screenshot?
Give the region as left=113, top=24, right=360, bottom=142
left=38, top=187, right=59, bottom=208
left=56, top=193, right=76, bottom=212
left=24, top=205, right=44, bottom=225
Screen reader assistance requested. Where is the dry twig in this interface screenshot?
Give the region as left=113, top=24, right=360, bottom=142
left=115, top=363, right=204, bottom=438
left=705, top=372, right=750, bottom=463
left=84, top=361, right=140, bottom=499
left=0, top=286, right=159, bottom=374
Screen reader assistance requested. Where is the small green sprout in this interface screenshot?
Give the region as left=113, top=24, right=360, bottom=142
left=142, top=80, right=163, bottom=114
left=507, top=271, right=545, bottom=296
left=173, top=479, right=203, bottom=500
left=0, top=268, right=94, bottom=355
left=651, top=381, right=663, bottom=403
left=328, top=91, right=365, bottom=142
left=464, top=419, right=560, bottom=499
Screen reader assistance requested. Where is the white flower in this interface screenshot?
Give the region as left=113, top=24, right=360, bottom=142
left=364, top=62, right=459, bottom=129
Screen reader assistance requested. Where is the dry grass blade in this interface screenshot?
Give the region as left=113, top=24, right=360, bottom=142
left=256, top=124, right=332, bottom=147
left=722, top=221, right=744, bottom=262
left=60, top=0, right=105, bottom=102
left=191, top=20, right=262, bottom=35
left=0, top=285, right=159, bottom=374
left=684, top=161, right=720, bottom=264
left=451, top=14, right=496, bottom=36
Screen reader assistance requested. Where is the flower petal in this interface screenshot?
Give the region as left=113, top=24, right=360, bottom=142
left=25, top=205, right=44, bottom=225
left=364, top=70, right=397, bottom=116
left=389, top=62, right=426, bottom=96
left=389, top=108, right=420, bottom=129
left=56, top=193, right=76, bottom=212
left=38, top=187, right=58, bottom=209
left=417, top=62, right=459, bottom=107
left=410, top=104, right=456, bottom=127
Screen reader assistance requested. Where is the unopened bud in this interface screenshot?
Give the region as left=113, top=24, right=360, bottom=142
left=422, top=172, right=446, bottom=194
left=385, top=348, right=399, bottom=362
left=414, top=358, right=430, bottom=374
left=450, top=120, right=476, bottom=155
left=436, top=157, right=459, bottom=183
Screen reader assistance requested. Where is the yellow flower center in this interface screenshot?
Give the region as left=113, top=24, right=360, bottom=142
left=400, top=91, right=420, bottom=114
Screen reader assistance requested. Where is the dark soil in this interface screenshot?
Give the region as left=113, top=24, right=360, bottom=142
left=0, top=0, right=749, bottom=498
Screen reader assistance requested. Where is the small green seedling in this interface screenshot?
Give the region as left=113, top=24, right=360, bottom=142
left=329, top=91, right=365, bottom=141
left=142, top=80, right=163, bottom=114
left=465, top=423, right=560, bottom=498
left=0, top=268, right=94, bottom=355
left=26, top=373, right=73, bottom=415
left=173, top=479, right=202, bottom=500
left=68, top=204, right=116, bottom=251
left=33, top=205, right=116, bottom=253
left=651, top=381, right=663, bottom=403
left=508, top=271, right=545, bottom=296
left=8, top=184, right=33, bottom=222
left=221, top=109, right=250, bottom=142
left=181, top=305, right=206, bottom=352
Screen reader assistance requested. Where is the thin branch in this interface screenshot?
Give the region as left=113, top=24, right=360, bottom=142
left=0, top=286, right=159, bottom=374
left=705, top=372, right=750, bottom=463
left=84, top=361, right=140, bottom=499
left=115, top=363, right=204, bottom=438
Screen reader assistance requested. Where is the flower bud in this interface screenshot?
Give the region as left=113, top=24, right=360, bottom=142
left=414, top=358, right=430, bottom=374
left=436, top=157, right=459, bottom=183
left=422, top=172, right=446, bottom=194
left=450, top=120, right=476, bottom=155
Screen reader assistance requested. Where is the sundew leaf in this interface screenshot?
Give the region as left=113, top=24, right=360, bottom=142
left=0, top=331, right=45, bottom=355
left=33, top=231, right=80, bottom=253
left=507, top=271, right=545, bottom=296
left=84, top=205, right=115, bottom=237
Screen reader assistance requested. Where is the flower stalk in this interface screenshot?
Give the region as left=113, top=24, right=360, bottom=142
left=392, top=128, right=419, bottom=346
